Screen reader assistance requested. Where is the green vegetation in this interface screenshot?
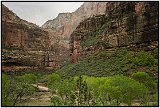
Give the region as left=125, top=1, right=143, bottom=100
left=153, top=48, right=158, bottom=59
left=46, top=74, right=152, bottom=106
left=2, top=73, right=37, bottom=106
left=2, top=48, right=158, bottom=106
left=130, top=51, right=156, bottom=67
left=86, top=75, right=148, bottom=106
left=81, top=31, right=101, bottom=47
left=56, top=48, right=158, bottom=77
left=2, top=74, right=12, bottom=106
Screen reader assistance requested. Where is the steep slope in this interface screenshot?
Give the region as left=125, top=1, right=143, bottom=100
left=55, top=2, right=158, bottom=77
left=2, top=4, right=55, bottom=72
left=56, top=48, right=158, bottom=78
left=70, top=2, right=158, bottom=63
left=42, top=2, right=108, bottom=65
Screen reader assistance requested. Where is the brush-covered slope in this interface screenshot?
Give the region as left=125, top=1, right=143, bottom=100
left=56, top=48, right=158, bottom=79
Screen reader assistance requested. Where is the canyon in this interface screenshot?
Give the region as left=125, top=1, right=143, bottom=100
left=70, top=2, right=158, bottom=63
left=2, top=2, right=158, bottom=72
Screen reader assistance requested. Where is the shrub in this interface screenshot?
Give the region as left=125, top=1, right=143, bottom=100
left=51, top=96, right=62, bottom=106
left=132, top=72, right=157, bottom=92
left=104, top=75, right=148, bottom=106
left=47, top=73, right=61, bottom=90
left=132, top=72, right=151, bottom=83
left=2, top=74, right=13, bottom=106
left=153, top=48, right=158, bottom=59
left=86, top=75, right=148, bottom=106
left=16, top=73, right=37, bottom=84
left=2, top=73, right=36, bottom=106
left=131, top=51, right=155, bottom=67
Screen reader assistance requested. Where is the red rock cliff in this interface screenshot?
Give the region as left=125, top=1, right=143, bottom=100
left=2, top=4, right=57, bottom=71
left=42, top=2, right=108, bottom=65
left=70, top=2, right=158, bottom=63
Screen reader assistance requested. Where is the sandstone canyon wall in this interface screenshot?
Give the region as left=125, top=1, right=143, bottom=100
left=2, top=4, right=57, bottom=71
left=42, top=2, right=108, bottom=64
left=70, top=2, right=158, bottom=63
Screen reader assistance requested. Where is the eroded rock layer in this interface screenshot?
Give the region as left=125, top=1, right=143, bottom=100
left=42, top=2, right=108, bottom=65
left=2, top=4, right=57, bottom=71
left=70, top=2, right=158, bottom=63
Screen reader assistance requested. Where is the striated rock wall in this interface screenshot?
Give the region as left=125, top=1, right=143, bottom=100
left=2, top=4, right=58, bottom=71
left=70, top=2, right=159, bottom=63
left=42, top=2, right=108, bottom=65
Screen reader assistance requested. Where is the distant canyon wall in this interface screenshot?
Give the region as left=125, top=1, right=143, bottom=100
left=42, top=2, right=108, bottom=64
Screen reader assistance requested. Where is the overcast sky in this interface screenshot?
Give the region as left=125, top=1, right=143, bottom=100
left=3, top=2, right=84, bottom=26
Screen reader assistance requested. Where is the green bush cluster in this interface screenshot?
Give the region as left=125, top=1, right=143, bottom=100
left=153, top=48, right=158, bottom=59
left=132, top=71, right=158, bottom=105
left=56, top=48, right=158, bottom=77
left=2, top=73, right=37, bottom=106
left=130, top=51, right=155, bottom=67
left=132, top=72, right=157, bottom=93
left=2, top=74, right=12, bottom=106
left=47, top=74, right=151, bottom=106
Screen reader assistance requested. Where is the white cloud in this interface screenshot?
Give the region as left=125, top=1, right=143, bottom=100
left=2, top=2, right=84, bottom=26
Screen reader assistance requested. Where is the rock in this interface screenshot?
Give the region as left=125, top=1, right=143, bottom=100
left=2, top=4, right=58, bottom=71
left=42, top=2, right=108, bottom=64
left=32, top=84, right=51, bottom=92
left=2, top=2, right=158, bottom=70
left=70, top=2, right=158, bottom=63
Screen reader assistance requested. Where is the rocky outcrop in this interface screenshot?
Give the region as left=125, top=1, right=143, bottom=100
left=42, top=2, right=108, bottom=64
left=70, top=2, right=158, bottom=63
left=2, top=4, right=57, bottom=71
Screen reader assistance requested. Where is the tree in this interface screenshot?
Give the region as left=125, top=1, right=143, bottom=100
left=2, top=74, right=13, bottom=106
left=2, top=73, right=37, bottom=106
left=47, top=73, right=61, bottom=92
left=51, top=96, right=62, bottom=106
left=104, top=75, right=148, bottom=106
left=85, top=75, right=148, bottom=106
left=49, top=75, right=93, bottom=106
left=132, top=72, right=157, bottom=92
left=11, top=74, right=37, bottom=105
left=85, top=76, right=110, bottom=106
left=132, top=71, right=158, bottom=104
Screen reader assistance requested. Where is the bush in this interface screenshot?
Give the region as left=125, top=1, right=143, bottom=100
left=16, top=73, right=37, bottom=84
left=153, top=48, right=158, bottom=59
left=51, top=96, right=62, bottom=106
left=131, top=51, right=155, bottom=67
left=85, top=75, right=148, bottom=106
left=105, top=75, right=148, bottom=106
left=132, top=72, right=157, bottom=92
left=132, top=72, right=150, bottom=83
left=2, top=73, right=37, bottom=106
left=2, top=74, right=13, bottom=106
left=55, top=48, right=158, bottom=77
left=47, top=73, right=61, bottom=90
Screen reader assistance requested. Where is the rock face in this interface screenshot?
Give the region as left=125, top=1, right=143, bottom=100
left=42, top=2, right=108, bottom=64
left=70, top=2, right=158, bottom=63
left=2, top=2, right=158, bottom=71
left=2, top=4, right=56, bottom=71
